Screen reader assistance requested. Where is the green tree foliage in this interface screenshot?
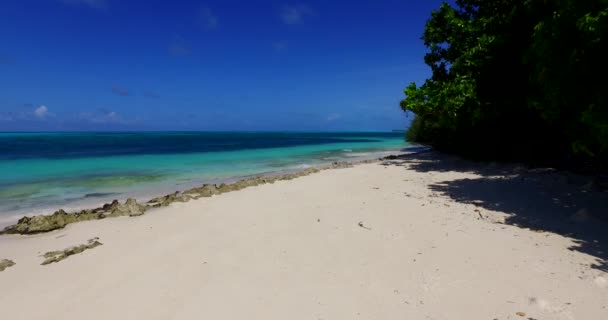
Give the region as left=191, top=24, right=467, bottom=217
left=402, top=0, right=608, bottom=168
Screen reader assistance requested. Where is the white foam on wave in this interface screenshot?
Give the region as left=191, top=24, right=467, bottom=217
left=294, top=164, right=313, bottom=169
left=344, top=152, right=373, bottom=157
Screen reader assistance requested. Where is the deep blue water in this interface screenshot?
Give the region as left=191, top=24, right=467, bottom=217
left=0, top=132, right=402, bottom=160
left=0, top=132, right=406, bottom=223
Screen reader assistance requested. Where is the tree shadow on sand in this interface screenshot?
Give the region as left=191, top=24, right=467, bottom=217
left=384, top=150, right=608, bottom=272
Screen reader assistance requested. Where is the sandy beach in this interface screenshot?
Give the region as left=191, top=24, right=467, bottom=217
left=1, top=151, right=607, bottom=320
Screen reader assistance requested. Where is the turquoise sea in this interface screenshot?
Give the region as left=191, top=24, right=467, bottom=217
left=0, top=132, right=407, bottom=224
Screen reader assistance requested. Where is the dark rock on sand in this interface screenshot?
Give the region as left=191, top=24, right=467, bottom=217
left=183, top=184, right=219, bottom=198
left=148, top=192, right=192, bottom=207
left=1, top=209, right=104, bottom=235
left=199, top=184, right=221, bottom=196
left=147, top=162, right=354, bottom=208
left=104, top=198, right=147, bottom=217
left=1, top=198, right=146, bottom=235
left=41, top=237, right=103, bottom=265
left=0, top=259, right=16, bottom=272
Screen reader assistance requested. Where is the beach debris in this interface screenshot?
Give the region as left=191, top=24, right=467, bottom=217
left=358, top=221, right=372, bottom=230
left=0, top=259, right=16, bottom=272
left=41, top=238, right=103, bottom=265
left=1, top=158, right=375, bottom=236
left=516, top=311, right=526, bottom=317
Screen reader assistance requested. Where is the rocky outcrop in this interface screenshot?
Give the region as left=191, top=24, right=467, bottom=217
left=103, top=198, right=147, bottom=217
left=143, top=162, right=355, bottom=208
left=1, top=157, right=383, bottom=235
left=0, top=259, right=15, bottom=272
left=41, top=238, right=103, bottom=265
left=1, top=209, right=104, bottom=235
left=148, top=191, right=192, bottom=207
left=184, top=184, right=220, bottom=198
left=1, top=198, right=146, bottom=235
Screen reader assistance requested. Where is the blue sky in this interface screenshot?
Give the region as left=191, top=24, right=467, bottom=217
left=0, top=0, right=444, bottom=131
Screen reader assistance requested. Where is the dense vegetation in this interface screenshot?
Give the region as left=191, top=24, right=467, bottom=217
left=401, top=0, right=607, bottom=171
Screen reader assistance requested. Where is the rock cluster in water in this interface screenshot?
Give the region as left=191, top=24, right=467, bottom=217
left=41, top=238, right=103, bottom=265
left=0, top=259, right=16, bottom=272
left=1, top=160, right=367, bottom=235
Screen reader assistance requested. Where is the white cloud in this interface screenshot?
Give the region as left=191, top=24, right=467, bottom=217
left=199, top=7, right=218, bottom=29
left=280, top=4, right=314, bottom=25
left=79, top=110, right=125, bottom=124
left=34, top=105, right=49, bottom=119
left=60, top=0, right=107, bottom=10
left=103, top=111, right=122, bottom=123
left=83, top=110, right=141, bottom=126
left=0, top=106, right=52, bottom=122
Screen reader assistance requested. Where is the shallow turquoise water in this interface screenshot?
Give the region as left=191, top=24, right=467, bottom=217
left=0, top=132, right=407, bottom=220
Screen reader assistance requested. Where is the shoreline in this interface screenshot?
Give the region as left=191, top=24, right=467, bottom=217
left=0, top=132, right=407, bottom=223
left=0, top=148, right=407, bottom=231
left=0, top=149, right=414, bottom=234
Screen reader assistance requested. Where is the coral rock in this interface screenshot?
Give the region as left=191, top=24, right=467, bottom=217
left=0, top=259, right=16, bottom=272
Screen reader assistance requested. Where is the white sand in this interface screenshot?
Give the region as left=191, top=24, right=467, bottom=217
left=1, top=152, right=607, bottom=319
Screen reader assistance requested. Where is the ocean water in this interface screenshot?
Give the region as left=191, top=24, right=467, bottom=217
left=0, top=132, right=407, bottom=223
